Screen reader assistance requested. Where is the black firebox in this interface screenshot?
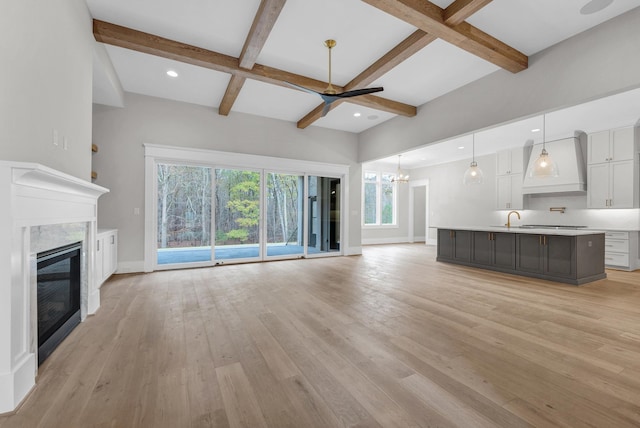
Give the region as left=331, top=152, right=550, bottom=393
left=37, top=242, right=82, bottom=365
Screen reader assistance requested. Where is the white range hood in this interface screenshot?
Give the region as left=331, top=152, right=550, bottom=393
left=522, top=133, right=587, bottom=194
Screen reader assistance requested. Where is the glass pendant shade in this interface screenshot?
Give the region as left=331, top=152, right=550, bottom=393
left=530, top=115, right=559, bottom=178
left=530, top=148, right=559, bottom=178
left=463, top=161, right=484, bottom=185
left=463, top=134, right=483, bottom=185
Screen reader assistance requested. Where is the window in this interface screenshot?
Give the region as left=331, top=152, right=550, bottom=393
left=363, top=171, right=396, bottom=226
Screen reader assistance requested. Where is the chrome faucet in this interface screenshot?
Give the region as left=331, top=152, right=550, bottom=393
left=506, top=210, right=520, bottom=228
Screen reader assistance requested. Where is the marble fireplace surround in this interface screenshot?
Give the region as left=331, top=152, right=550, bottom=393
left=0, top=162, right=108, bottom=413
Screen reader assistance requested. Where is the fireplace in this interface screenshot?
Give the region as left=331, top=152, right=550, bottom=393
left=0, top=162, right=108, bottom=413
left=37, top=242, right=82, bottom=366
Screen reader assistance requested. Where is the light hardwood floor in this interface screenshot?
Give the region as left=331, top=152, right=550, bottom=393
left=2, top=244, right=640, bottom=428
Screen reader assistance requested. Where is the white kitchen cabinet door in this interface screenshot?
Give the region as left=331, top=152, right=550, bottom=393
left=588, top=131, right=611, bottom=164
left=510, top=174, right=523, bottom=209
left=610, top=160, right=634, bottom=208
left=510, top=147, right=524, bottom=175
left=611, top=127, right=635, bottom=162
left=587, top=163, right=609, bottom=208
left=496, top=175, right=511, bottom=209
left=496, top=150, right=511, bottom=175
left=96, top=229, right=118, bottom=286
left=588, top=160, right=634, bottom=208
left=496, top=147, right=524, bottom=175
left=588, top=127, right=634, bottom=164
left=95, top=236, right=104, bottom=284
left=496, top=174, right=522, bottom=210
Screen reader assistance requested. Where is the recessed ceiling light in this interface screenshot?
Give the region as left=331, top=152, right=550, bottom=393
left=166, top=70, right=179, bottom=78
left=531, top=128, right=541, bottom=133
left=458, top=146, right=465, bottom=150
left=580, top=0, right=613, bottom=15
left=353, top=112, right=361, bottom=117
left=367, top=115, right=379, bottom=120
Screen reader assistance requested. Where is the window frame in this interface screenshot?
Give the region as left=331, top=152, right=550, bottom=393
left=362, top=169, right=398, bottom=227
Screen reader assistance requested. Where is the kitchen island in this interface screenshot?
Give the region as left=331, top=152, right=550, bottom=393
left=437, top=227, right=607, bottom=285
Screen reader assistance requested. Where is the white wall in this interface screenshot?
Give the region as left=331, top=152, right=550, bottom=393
left=359, top=6, right=640, bottom=163
left=411, top=154, right=499, bottom=238
left=413, top=186, right=427, bottom=240
left=0, top=0, right=93, bottom=180
left=92, top=93, right=362, bottom=270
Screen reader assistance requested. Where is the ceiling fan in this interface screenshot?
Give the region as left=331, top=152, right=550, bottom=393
left=287, top=39, right=384, bottom=117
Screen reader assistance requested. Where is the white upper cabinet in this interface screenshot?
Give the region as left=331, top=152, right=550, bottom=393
left=587, top=126, right=638, bottom=209
left=588, top=127, right=634, bottom=164
left=496, top=147, right=524, bottom=175
left=496, top=147, right=524, bottom=210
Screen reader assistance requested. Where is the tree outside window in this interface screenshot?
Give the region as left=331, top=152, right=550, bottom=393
left=363, top=171, right=396, bottom=226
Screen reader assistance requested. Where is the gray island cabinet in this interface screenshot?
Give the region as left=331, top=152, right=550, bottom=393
left=437, top=227, right=607, bottom=285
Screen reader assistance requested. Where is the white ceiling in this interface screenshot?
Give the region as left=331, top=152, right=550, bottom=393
left=88, top=0, right=640, bottom=135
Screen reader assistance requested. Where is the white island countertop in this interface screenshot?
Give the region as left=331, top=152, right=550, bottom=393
left=438, top=226, right=607, bottom=236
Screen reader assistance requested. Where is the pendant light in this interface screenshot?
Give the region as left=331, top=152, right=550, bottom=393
left=463, top=133, right=484, bottom=185
left=530, top=115, right=559, bottom=178
left=392, top=155, right=409, bottom=183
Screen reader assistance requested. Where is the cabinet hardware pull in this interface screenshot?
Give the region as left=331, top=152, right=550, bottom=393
left=97, top=240, right=100, bottom=251
left=539, top=235, right=542, bottom=245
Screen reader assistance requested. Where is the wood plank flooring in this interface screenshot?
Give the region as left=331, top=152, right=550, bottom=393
left=2, top=244, right=640, bottom=427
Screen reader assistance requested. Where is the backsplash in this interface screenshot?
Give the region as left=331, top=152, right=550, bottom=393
left=493, top=194, right=640, bottom=230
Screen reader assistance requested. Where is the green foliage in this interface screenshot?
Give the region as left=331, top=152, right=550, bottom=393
left=227, top=200, right=259, bottom=227
left=225, top=229, right=249, bottom=242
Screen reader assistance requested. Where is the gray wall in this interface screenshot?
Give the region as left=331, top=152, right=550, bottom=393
left=0, top=0, right=93, bottom=180
left=413, top=186, right=426, bottom=240
left=92, top=93, right=361, bottom=269
left=359, top=6, right=640, bottom=163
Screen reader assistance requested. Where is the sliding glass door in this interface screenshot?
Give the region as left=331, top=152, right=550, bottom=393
left=214, top=168, right=261, bottom=262
left=153, top=160, right=343, bottom=269
left=157, top=164, right=212, bottom=265
left=307, top=176, right=341, bottom=255
left=265, top=172, right=304, bottom=258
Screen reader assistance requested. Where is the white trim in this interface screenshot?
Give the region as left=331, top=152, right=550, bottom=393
left=362, top=168, right=398, bottom=227
left=408, top=179, right=429, bottom=244
left=345, top=246, right=363, bottom=256
left=362, top=237, right=411, bottom=245
left=144, top=144, right=350, bottom=271
left=115, top=261, right=144, bottom=274
left=144, top=144, right=349, bottom=176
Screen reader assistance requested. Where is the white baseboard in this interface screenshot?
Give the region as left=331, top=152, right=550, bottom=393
left=87, top=289, right=100, bottom=315
left=0, top=353, right=35, bottom=413
left=116, top=261, right=145, bottom=274
left=362, top=237, right=410, bottom=245
left=345, top=246, right=363, bottom=256
left=410, top=235, right=426, bottom=243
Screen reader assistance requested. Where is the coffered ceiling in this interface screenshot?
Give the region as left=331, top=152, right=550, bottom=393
left=89, top=0, right=639, bottom=134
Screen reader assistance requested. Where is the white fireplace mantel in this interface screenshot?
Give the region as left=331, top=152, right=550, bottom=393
left=0, top=161, right=108, bottom=413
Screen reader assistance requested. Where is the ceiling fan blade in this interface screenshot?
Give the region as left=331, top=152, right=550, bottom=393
left=321, top=102, right=332, bottom=117
left=336, top=87, right=384, bottom=98
left=284, top=81, right=321, bottom=96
